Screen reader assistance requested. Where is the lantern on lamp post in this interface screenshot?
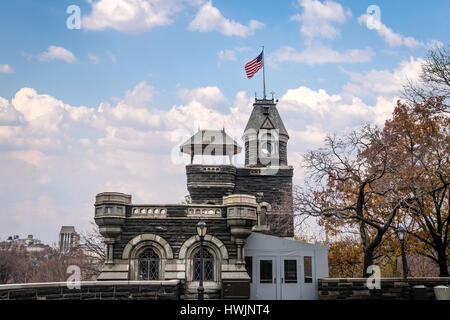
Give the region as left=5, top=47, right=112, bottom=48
left=196, top=221, right=207, bottom=300
left=395, top=227, right=408, bottom=280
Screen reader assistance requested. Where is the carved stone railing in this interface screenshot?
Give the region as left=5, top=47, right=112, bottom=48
left=186, top=205, right=222, bottom=217
left=131, top=206, right=168, bottom=217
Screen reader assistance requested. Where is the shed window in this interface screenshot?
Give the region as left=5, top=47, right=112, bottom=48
left=284, top=260, right=297, bottom=283
left=304, top=256, right=313, bottom=283
left=260, top=260, right=273, bottom=283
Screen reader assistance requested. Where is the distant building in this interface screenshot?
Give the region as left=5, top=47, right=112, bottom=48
left=59, top=226, right=80, bottom=252
left=2, top=234, right=50, bottom=252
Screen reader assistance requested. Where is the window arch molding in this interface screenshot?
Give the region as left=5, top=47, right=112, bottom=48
left=178, top=235, right=228, bottom=260
left=256, top=202, right=272, bottom=212
left=122, top=233, right=173, bottom=280
left=256, top=202, right=272, bottom=227
left=184, top=241, right=221, bottom=283
left=123, top=233, right=173, bottom=260
left=179, top=235, right=228, bottom=284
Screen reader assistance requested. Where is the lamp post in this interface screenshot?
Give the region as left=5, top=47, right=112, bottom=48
left=396, top=227, right=408, bottom=280
left=196, top=221, right=207, bottom=300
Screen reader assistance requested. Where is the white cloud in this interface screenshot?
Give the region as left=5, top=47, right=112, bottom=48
left=278, top=85, right=398, bottom=150
left=0, top=64, right=14, bottom=74
left=218, top=49, right=237, bottom=62
left=11, top=88, right=91, bottom=133
left=82, top=0, right=186, bottom=33
left=291, top=0, right=351, bottom=40
left=38, top=45, right=78, bottom=64
left=88, top=53, right=101, bottom=64
left=341, top=57, right=424, bottom=98
left=179, top=86, right=228, bottom=109
left=358, top=14, right=422, bottom=48
left=271, top=45, right=374, bottom=65
left=123, top=81, right=156, bottom=106
left=82, top=0, right=264, bottom=36
left=0, top=97, right=24, bottom=125
left=188, top=1, right=264, bottom=37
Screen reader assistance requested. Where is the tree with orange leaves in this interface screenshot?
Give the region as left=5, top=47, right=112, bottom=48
left=294, top=124, right=409, bottom=277
left=383, top=97, right=449, bottom=276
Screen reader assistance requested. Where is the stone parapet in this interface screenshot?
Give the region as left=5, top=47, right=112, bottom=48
left=95, top=192, right=132, bottom=205
left=223, top=194, right=257, bottom=207
left=318, top=277, right=450, bottom=300
left=0, top=280, right=180, bottom=300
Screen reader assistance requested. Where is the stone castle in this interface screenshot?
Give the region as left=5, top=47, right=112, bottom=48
left=94, top=97, right=294, bottom=298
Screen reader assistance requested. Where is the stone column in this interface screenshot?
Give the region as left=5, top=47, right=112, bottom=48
left=221, top=194, right=257, bottom=299
left=236, top=240, right=245, bottom=265
left=94, top=192, right=130, bottom=270
left=104, top=238, right=115, bottom=265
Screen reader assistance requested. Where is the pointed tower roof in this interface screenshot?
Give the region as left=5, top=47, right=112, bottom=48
left=243, top=98, right=289, bottom=138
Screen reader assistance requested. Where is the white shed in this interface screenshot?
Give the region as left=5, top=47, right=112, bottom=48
left=244, top=233, right=329, bottom=300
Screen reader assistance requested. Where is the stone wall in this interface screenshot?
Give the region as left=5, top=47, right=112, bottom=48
left=318, top=278, right=450, bottom=300
left=114, top=218, right=237, bottom=261
left=186, top=165, right=236, bottom=204
left=235, top=167, right=294, bottom=237
left=0, top=280, right=180, bottom=300
left=184, top=165, right=295, bottom=238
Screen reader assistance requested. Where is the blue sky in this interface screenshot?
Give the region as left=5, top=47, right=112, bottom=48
left=0, top=0, right=449, bottom=243
left=2, top=0, right=448, bottom=107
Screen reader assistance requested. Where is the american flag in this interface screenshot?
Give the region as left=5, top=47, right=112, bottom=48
left=245, top=50, right=263, bottom=79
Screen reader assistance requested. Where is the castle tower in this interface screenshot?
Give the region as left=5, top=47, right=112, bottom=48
left=180, top=97, right=294, bottom=237
left=237, top=97, right=294, bottom=237
left=243, top=98, right=289, bottom=168
left=180, top=129, right=241, bottom=204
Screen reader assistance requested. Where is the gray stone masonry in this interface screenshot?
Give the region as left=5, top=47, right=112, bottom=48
left=318, top=277, right=450, bottom=300
left=185, top=165, right=294, bottom=237
left=0, top=280, right=180, bottom=300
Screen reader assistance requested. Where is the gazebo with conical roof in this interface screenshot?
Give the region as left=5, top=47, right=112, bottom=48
left=180, top=129, right=241, bottom=164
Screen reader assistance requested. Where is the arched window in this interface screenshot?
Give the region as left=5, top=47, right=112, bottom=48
left=138, top=248, right=160, bottom=280
left=260, top=133, right=276, bottom=156
left=193, top=248, right=215, bottom=281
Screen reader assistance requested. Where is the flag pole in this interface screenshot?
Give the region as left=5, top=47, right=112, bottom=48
left=262, top=46, right=266, bottom=99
